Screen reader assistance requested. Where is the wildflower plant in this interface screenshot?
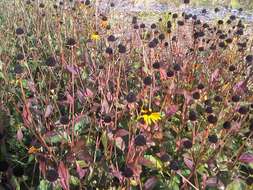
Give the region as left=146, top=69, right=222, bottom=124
left=0, top=0, right=253, bottom=189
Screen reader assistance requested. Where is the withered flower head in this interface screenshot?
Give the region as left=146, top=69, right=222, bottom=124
left=46, top=169, right=59, bottom=182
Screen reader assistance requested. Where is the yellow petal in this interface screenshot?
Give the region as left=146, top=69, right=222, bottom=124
left=28, top=146, right=40, bottom=154
left=101, top=21, right=108, bottom=28
left=91, top=34, right=100, bottom=41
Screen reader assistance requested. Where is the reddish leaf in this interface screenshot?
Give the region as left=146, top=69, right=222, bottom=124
left=44, top=104, right=53, bottom=118
left=101, top=98, right=109, bottom=113
left=22, top=103, right=32, bottom=127
left=115, top=137, right=125, bottom=151
left=84, top=88, right=94, bottom=98
left=233, top=81, right=247, bottom=95
left=76, top=162, right=87, bottom=179
left=77, top=90, right=85, bottom=103
left=115, top=129, right=129, bottom=137
left=159, top=69, right=167, bottom=80
left=144, top=176, right=158, bottom=190
left=73, top=114, right=85, bottom=124
left=239, top=153, right=253, bottom=163
left=183, top=90, right=192, bottom=104
left=183, top=157, right=194, bottom=171
left=166, top=105, right=178, bottom=117
left=38, top=158, right=46, bottom=177
left=138, top=157, right=153, bottom=167
left=27, top=81, right=36, bottom=93
left=58, top=161, right=70, bottom=190
left=206, top=177, right=219, bottom=187
left=211, top=68, right=220, bottom=83
left=106, top=92, right=113, bottom=102
left=66, top=65, right=79, bottom=75
left=16, top=128, right=23, bottom=142
left=66, top=92, right=74, bottom=105
left=110, top=169, right=123, bottom=182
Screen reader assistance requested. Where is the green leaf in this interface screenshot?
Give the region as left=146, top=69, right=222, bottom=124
left=197, top=164, right=208, bottom=175
left=74, top=119, right=85, bottom=132
left=101, top=131, right=108, bottom=156
left=144, top=155, right=163, bottom=170
left=226, top=179, right=246, bottom=190
left=70, top=175, right=80, bottom=186
left=47, top=133, right=68, bottom=144
left=12, top=176, right=20, bottom=190
left=76, top=160, right=88, bottom=168
left=168, top=175, right=180, bottom=190
left=28, top=154, right=35, bottom=163
left=37, top=180, right=50, bottom=190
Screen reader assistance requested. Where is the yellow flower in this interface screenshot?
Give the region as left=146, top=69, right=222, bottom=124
left=28, top=146, right=40, bottom=154
left=138, top=109, right=162, bottom=125
left=101, top=20, right=108, bottom=28
left=91, top=33, right=100, bottom=41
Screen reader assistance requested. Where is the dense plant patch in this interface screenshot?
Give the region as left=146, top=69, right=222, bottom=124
left=0, top=0, right=252, bottom=189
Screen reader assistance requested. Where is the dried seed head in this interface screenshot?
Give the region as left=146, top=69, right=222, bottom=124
left=143, top=76, right=152, bottom=86
left=151, top=23, right=156, bottom=29
left=205, top=106, right=213, bottom=114
left=245, top=55, right=253, bottom=63
left=189, top=110, right=197, bottom=121
left=207, top=114, right=218, bottom=124
left=66, top=38, right=76, bottom=47
left=126, top=92, right=136, bottom=103
left=46, top=169, right=58, bottom=182
left=223, top=121, right=231, bottom=129
left=121, top=166, right=133, bottom=178
left=118, top=44, right=126, bottom=53
left=214, top=7, right=220, bottom=12
left=45, top=56, right=57, bottom=67
left=107, top=35, right=116, bottom=42
left=105, top=47, right=113, bottom=54
left=60, top=115, right=69, bottom=125
left=208, top=134, right=218, bottom=143
left=14, top=64, right=23, bottom=74
left=231, top=95, right=240, bottom=102
left=160, top=153, right=171, bottom=162
left=238, top=106, right=248, bottom=115
left=170, top=160, right=179, bottom=171
left=152, top=61, right=161, bottom=69
left=167, top=69, right=174, bottom=77
left=183, top=140, right=192, bottom=149
left=134, top=134, right=146, bottom=146
left=103, top=115, right=112, bottom=123
left=16, top=27, right=24, bottom=35
left=85, top=0, right=91, bottom=5
left=192, top=92, right=200, bottom=100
